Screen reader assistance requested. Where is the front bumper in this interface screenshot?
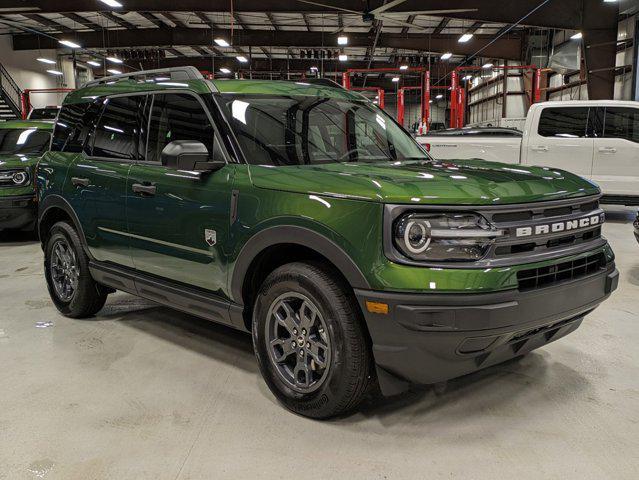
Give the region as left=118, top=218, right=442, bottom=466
left=0, top=194, right=37, bottom=230
left=355, top=263, right=618, bottom=395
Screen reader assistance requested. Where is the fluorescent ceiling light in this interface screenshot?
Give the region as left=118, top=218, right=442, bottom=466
left=458, top=33, right=474, bottom=43
left=99, top=0, right=123, bottom=7
left=571, top=32, right=583, bottom=40
left=338, top=54, right=347, bottom=61
left=214, top=38, right=230, bottom=47
left=37, top=57, right=56, bottom=65
left=106, top=56, right=123, bottom=64
left=399, top=65, right=408, bottom=70
left=463, top=75, right=473, bottom=80
left=107, top=68, right=121, bottom=74
left=86, top=60, right=101, bottom=67
left=219, top=67, right=231, bottom=74
left=236, top=55, right=248, bottom=63
left=391, top=76, right=400, bottom=82
left=47, top=70, right=63, bottom=75
left=337, top=36, right=348, bottom=45
left=436, top=94, right=443, bottom=99
left=58, top=40, right=81, bottom=49
left=441, top=52, right=452, bottom=60
left=482, top=63, right=494, bottom=69
left=310, top=66, right=318, bottom=72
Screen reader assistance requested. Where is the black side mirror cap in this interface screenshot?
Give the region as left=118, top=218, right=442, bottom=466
left=160, top=140, right=225, bottom=172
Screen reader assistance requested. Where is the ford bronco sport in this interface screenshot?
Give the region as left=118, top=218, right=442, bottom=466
left=37, top=67, right=618, bottom=418
left=0, top=120, right=53, bottom=232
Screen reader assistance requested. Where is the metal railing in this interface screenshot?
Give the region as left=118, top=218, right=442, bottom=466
left=0, top=63, right=22, bottom=117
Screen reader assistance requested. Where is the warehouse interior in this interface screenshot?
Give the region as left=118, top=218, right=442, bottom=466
left=0, top=1, right=638, bottom=479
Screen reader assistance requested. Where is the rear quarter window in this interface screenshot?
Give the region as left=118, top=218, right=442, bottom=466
left=537, top=107, right=589, bottom=138
left=604, top=107, right=639, bottom=143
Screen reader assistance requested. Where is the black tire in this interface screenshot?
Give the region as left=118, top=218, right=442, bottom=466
left=252, top=262, right=374, bottom=419
left=44, top=221, right=108, bottom=318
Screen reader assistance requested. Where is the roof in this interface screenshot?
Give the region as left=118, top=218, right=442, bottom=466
left=530, top=100, right=639, bottom=108
left=211, top=79, right=362, bottom=100
left=0, top=120, right=54, bottom=130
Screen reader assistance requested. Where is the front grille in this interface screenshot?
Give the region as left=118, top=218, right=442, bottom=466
left=517, top=252, right=606, bottom=291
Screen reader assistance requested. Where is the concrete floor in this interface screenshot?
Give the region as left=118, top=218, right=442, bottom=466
left=0, top=207, right=638, bottom=480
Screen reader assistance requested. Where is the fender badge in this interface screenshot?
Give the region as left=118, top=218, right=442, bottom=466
left=204, top=229, right=217, bottom=247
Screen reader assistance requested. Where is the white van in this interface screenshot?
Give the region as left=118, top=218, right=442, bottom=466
left=418, top=100, right=639, bottom=205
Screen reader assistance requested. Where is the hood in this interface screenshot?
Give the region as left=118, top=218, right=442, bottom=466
left=249, top=158, right=600, bottom=205
left=0, top=154, right=39, bottom=169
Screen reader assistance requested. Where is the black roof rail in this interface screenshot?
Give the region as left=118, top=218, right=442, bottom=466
left=82, top=67, right=203, bottom=88
left=301, top=78, right=345, bottom=89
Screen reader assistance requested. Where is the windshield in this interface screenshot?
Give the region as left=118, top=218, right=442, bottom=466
left=0, top=128, right=51, bottom=156
left=217, top=94, right=429, bottom=165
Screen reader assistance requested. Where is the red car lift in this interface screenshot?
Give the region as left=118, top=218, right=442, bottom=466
left=448, top=65, right=541, bottom=129
left=21, top=88, right=74, bottom=119
left=342, top=67, right=430, bottom=133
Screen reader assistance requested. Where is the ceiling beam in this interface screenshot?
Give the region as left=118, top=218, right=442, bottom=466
left=99, top=11, right=137, bottom=30
left=21, top=13, right=75, bottom=33
left=60, top=12, right=102, bottom=31
left=433, top=18, right=450, bottom=35
left=266, top=12, right=279, bottom=31
left=13, top=28, right=523, bottom=60
left=137, top=12, right=165, bottom=28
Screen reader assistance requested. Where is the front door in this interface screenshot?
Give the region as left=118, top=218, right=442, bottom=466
left=126, top=92, right=233, bottom=296
left=592, top=106, right=639, bottom=196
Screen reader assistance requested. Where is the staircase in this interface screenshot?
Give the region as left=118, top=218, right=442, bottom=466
left=0, top=63, right=22, bottom=121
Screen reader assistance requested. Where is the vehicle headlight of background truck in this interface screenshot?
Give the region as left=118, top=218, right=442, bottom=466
left=0, top=169, right=30, bottom=187
left=393, top=213, right=505, bottom=261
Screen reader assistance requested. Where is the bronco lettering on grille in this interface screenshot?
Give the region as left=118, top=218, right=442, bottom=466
left=515, top=214, right=602, bottom=238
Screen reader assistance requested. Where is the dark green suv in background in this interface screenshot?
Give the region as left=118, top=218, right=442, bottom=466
left=37, top=67, right=618, bottom=418
left=0, top=120, right=52, bottom=232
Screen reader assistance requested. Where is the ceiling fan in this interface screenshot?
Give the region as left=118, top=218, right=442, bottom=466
left=295, top=0, right=478, bottom=33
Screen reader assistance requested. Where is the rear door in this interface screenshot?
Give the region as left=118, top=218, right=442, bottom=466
left=523, top=106, right=594, bottom=177
left=592, top=106, right=639, bottom=196
left=126, top=92, right=233, bottom=294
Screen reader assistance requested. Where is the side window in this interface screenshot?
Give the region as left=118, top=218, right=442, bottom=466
left=146, top=93, right=214, bottom=164
left=537, top=107, right=589, bottom=138
left=92, top=95, right=144, bottom=160
left=604, top=107, right=639, bottom=143
left=51, top=102, right=90, bottom=152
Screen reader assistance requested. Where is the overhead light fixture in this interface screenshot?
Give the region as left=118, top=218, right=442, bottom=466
left=107, top=68, right=122, bottom=74
left=59, top=40, right=81, bottom=49
left=436, top=94, right=443, bottom=99
left=463, top=75, right=473, bottom=81
left=399, top=65, right=408, bottom=70
left=337, top=36, right=348, bottom=45
left=47, top=70, right=63, bottom=76
left=441, top=52, right=452, bottom=60
left=458, top=33, right=474, bottom=43
left=391, top=76, right=400, bottom=82
left=338, top=54, right=348, bottom=61
left=219, top=67, right=231, bottom=74
left=99, top=0, right=123, bottom=7
left=214, top=38, right=230, bottom=47
left=310, top=66, right=318, bottom=72
left=106, top=56, right=123, bottom=64
left=236, top=55, right=248, bottom=63
left=37, top=57, right=56, bottom=65
left=86, top=60, right=101, bottom=67
left=482, top=62, right=494, bottom=69
left=571, top=32, right=583, bottom=40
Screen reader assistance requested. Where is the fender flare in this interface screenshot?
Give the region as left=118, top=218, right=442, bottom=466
left=38, top=195, right=90, bottom=253
left=230, top=225, right=371, bottom=303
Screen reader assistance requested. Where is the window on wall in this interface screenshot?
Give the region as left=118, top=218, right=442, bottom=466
left=92, top=95, right=144, bottom=159
left=604, top=107, right=639, bottom=143
left=146, top=93, right=214, bottom=164
left=537, top=107, right=590, bottom=138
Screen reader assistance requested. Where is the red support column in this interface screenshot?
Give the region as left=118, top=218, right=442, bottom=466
left=20, top=91, right=29, bottom=120
left=533, top=68, right=542, bottom=103
left=378, top=89, right=385, bottom=109
left=456, top=88, right=466, bottom=128
left=450, top=71, right=459, bottom=128
left=342, top=72, right=350, bottom=89
left=397, top=88, right=405, bottom=127
left=422, top=70, right=431, bottom=133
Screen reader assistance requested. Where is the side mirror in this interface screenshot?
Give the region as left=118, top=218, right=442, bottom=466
left=160, top=140, right=225, bottom=172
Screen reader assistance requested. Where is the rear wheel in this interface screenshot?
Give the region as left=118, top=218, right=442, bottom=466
left=252, top=262, right=374, bottom=418
left=44, top=221, right=108, bottom=318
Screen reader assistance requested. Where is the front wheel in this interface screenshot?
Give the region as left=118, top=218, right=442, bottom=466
left=252, top=262, right=374, bottom=418
left=44, top=221, right=109, bottom=318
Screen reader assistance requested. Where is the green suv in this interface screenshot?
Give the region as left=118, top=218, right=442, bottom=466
left=0, top=120, right=53, bottom=232
left=37, top=67, right=618, bottom=418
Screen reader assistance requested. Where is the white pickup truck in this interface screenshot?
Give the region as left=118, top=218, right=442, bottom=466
left=417, top=100, right=639, bottom=205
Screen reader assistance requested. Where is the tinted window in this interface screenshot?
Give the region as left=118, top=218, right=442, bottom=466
left=0, top=128, right=51, bottom=155
left=92, top=95, right=144, bottom=160
left=604, top=107, right=639, bottom=143
left=29, top=107, right=60, bottom=120
left=52, top=102, right=90, bottom=152
left=146, top=93, right=214, bottom=163
left=538, top=107, right=589, bottom=138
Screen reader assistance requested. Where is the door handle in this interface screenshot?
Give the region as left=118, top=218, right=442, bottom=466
left=71, top=177, right=90, bottom=187
left=598, top=147, right=617, bottom=154
left=531, top=146, right=549, bottom=152
left=131, top=183, right=157, bottom=196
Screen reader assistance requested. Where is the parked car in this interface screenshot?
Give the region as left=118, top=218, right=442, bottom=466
left=38, top=68, right=618, bottom=418
left=0, top=120, right=53, bottom=232
left=27, top=106, right=60, bottom=120
left=417, top=100, right=639, bottom=205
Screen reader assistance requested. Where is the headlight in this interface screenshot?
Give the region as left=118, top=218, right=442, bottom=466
left=12, top=171, right=29, bottom=186
left=393, top=213, right=505, bottom=262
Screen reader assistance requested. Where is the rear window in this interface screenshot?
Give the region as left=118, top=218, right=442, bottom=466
left=538, top=107, right=589, bottom=138
left=604, top=107, right=639, bottom=143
